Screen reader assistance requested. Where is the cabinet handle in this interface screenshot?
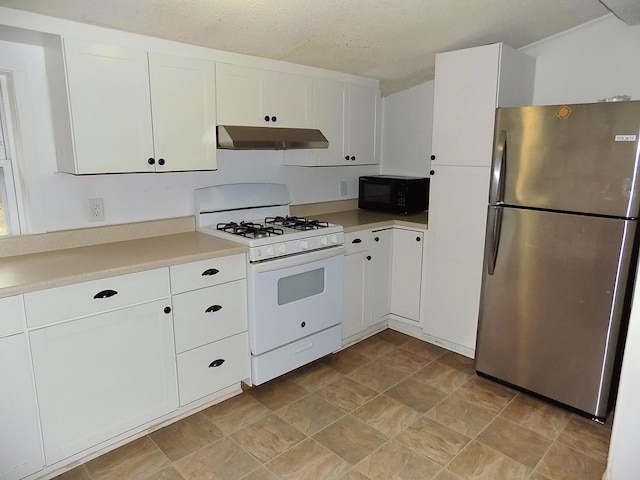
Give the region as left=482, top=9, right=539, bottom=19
left=164, top=306, right=172, bottom=314
left=430, top=154, right=436, bottom=160
left=345, top=155, right=349, bottom=160
left=158, top=158, right=165, bottom=166
left=351, top=156, right=355, bottom=161
left=366, top=255, right=372, bottom=261
left=147, top=157, right=155, bottom=165
left=351, top=238, right=362, bottom=244
left=202, top=268, right=220, bottom=276
left=264, top=115, right=270, bottom=122
left=209, top=359, right=225, bottom=368
left=374, top=236, right=379, bottom=242
left=93, top=289, right=118, bottom=299
left=416, top=236, right=421, bottom=242
left=430, top=170, right=435, bottom=175
left=205, top=305, right=223, bottom=313
left=271, top=116, right=277, bottom=122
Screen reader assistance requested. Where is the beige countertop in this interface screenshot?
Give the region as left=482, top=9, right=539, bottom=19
left=312, top=209, right=428, bottom=232
left=0, top=232, right=246, bottom=298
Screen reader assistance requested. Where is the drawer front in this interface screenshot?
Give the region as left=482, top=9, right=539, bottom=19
left=172, top=280, right=247, bottom=353
left=24, top=268, right=170, bottom=328
left=0, top=295, right=25, bottom=337
left=170, top=254, right=246, bottom=294
left=177, top=332, right=249, bottom=406
left=345, top=231, right=371, bottom=254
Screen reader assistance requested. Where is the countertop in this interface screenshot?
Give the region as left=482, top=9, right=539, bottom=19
left=312, top=209, right=428, bottom=232
left=0, top=232, right=246, bottom=298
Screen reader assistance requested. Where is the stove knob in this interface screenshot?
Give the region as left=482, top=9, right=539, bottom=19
left=301, top=240, right=309, bottom=250
left=278, top=244, right=287, bottom=254
left=320, top=236, right=329, bottom=246
left=266, top=246, right=275, bottom=256
left=330, top=234, right=338, bottom=244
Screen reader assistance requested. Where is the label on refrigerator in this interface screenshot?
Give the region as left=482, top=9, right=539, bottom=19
left=615, top=135, right=637, bottom=142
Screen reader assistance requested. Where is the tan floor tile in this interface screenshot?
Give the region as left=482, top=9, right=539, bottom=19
left=339, top=469, right=372, bottom=480
left=436, top=352, right=476, bottom=376
left=286, top=361, right=342, bottom=392
left=142, top=465, right=185, bottom=480
left=556, top=416, right=610, bottom=463
left=175, top=437, right=260, bottom=480
left=276, top=393, right=345, bottom=435
left=315, top=377, right=378, bottom=412
left=313, top=415, right=387, bottom=465
left=53, top=466, right=92, bottom=480
left=85, top=436, right=170, bottom=480
left=347, top=336, right=397, bottom=361
left=529, top=473, right=552, bottom=480
left=201, top=394, right=270, bottom=435
left=412, top=361, right=472, bottom=395
left=266, top=438, right=351, bottom=479
left=535, top=441, right=606, bottom=480
left=447, top=441, right=531, bottom=480
left=453, top=376, right=516, bottom=414
left=347, top=362, right=409, bottom=392
left=476, top=417, right=551, bottom=468
left=372, top=328, right=412, bottom=346
left=231, top=414, right=306, bottom=463
left=400, top=338, right=448, bottom=360
left=240, top=467, right=278, bottom=479
left=427, top=396, right=496, bottom=437
left=396, top=416, right=470, bottom=466
left=384, top=378, right=447, bottom=413
left=376, top=347, right=431, bottom=376
left=351, top=394, right=422, bottom=438
left=355, top=439, right=441, bottom=480
left=246, top=377, right=308, bottom=410
left=149, top=412, right=222, bottom=461
left=500, top=394, right=572, bottom=440
left=322, top=348, right=371, bottom=375
left=432, top=469, right=464, bottom=480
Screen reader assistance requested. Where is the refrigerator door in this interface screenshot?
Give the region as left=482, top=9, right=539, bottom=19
left=476, top=207, right=637, bottom=417
left=494, top=101, right=640, bottom=217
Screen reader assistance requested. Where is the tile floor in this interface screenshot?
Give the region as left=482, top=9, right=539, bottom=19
left=55, top=330, right=612, bottom=480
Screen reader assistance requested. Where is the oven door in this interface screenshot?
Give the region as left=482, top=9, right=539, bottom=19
left=248, top=247, right=345, bottom=355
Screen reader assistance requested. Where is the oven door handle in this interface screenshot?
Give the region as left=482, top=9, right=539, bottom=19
left=253, top=246, right=346, bottom=273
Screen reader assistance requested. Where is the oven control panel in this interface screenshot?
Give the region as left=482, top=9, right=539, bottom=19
left=250, top=232, right=344, bottom=262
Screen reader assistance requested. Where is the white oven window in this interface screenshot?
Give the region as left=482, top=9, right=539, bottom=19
left=278, top=268, right=325, bottom=305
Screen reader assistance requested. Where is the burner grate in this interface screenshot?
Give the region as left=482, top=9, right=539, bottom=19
left=264, top=216, right=329, bottom=231
left=217, top=221, right=284, bottom=239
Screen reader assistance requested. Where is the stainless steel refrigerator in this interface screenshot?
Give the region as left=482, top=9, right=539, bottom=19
left=475, top=101, right=640, bottom=420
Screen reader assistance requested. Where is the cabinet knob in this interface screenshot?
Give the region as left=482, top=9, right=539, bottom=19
left=158, top=158, right=165, bottom=166
left=164, top=306, right=171, bottom=314
left=430, top=154, right=436, bottom=160
left=430, top=170, right=435, bottom=175
left=366, top=255, right=372, bottom=261
left=208, top=359, right=225, bottom=368
left=350, top=156, right=356, bottom=161
left=345, top=156, right=350, bottom=160
left=374, top=236, right=379, bottom=242
left=416, top=236, right=421, bottom=242
left=205, top=305, right=223, bottom=313
left=94, top=289, right=118, bottom=299
left=148, top=157, right=155, bottom=165
left=271, top=116, right=277, bottom=122
left=264, top=115, right=270, bottom=122
left=301, top=321, right=306, bottom=327
left=202, top=268, right=220, bottom=276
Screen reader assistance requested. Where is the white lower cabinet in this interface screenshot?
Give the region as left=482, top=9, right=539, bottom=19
left=0, top=296, right=44, bottom=480
left=369, top=228, right=393, bottom=323
left=342, top=232, right=372, bottom=339
left=29, top=298, right=177, bottom=464
left=390, top=228, right=425, bottom=324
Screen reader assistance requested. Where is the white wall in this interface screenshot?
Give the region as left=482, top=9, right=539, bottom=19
left=381, top=81, right=434, bottom=177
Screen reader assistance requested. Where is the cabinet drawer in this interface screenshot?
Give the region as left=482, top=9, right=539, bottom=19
left=345, top=231, right=371, bottom=254
left=24, top=268, right=170, bottom=328
left=0, top=295, right=25, bottom=338
left=172, top=280, right=247, bottom=353
left=177, top=332, right=249, bottom=406
left=170, top=254, right=246, bottom=294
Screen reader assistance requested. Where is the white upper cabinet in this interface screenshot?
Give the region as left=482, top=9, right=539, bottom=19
left=216, top=63, right=312, bottom=128
left=56, top=38, right=217, bottom=174
left=285, top=80, right=379, bottom=166
left=430, top=43, right=535, bottom=167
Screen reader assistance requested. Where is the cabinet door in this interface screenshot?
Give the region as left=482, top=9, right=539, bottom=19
left=342, top=251, right=371, bottom=339
left=0, top=334, right=44, bottom=480
left=369, top=229, right=393, bottom=323
left=391, top=229, right=424, bottom=323
left=62, top=38, right=154, bottom=173
left=149, top=54, right=217, bottom=171
left=347, top=84, right=378, bottom=165
left=312, top=79, right=347, bottom=166
left=215, top=64, right=263, bottom=126
left=425, top=165, right=491, bottom=350
left=431, top=44, right=500, bottom=167
left=30, top=299, right=178, bottom=464
left=265, top=70, right=312, bottom=128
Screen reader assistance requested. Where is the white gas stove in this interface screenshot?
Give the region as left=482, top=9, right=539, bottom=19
left=194, top=183, right=344, bottom=385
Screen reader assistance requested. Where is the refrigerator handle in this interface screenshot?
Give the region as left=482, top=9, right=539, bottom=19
left=486, top=205, right=503, bottom=275
left=489, top=130, right=507, bottom=205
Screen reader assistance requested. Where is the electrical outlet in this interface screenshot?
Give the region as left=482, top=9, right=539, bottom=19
left=86, top=198, right=105, bottom=222
left=339, top=180, right=348, bottom=197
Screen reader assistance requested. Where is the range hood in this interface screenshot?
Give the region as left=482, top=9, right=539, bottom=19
left=217, top=125, right=329, bottom=150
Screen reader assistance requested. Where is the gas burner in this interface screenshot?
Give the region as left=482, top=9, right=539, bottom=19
left=217, top=221, right=284, bottom=239
left=265, top=216, right=330, bottom=231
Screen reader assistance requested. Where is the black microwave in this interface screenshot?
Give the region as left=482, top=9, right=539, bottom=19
left=358, top=175, right=429, bottom=214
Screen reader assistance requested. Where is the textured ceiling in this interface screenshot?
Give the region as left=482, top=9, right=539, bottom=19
left=0, top=0, right=613, bottom=95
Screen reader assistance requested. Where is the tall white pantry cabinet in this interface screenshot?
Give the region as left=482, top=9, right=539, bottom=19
left=424, top=43, right=535, bottom=356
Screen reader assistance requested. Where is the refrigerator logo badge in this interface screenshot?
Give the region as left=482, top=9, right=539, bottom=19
left=615, top=135, right=637, bottom=142
left=555, top=106, right=572, bottom=119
